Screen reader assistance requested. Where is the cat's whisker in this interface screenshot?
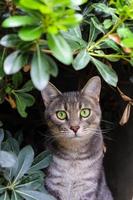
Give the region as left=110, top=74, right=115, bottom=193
left=101, top=119, right=114, bottom=125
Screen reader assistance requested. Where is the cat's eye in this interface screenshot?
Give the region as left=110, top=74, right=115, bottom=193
left=56, top=110, right=67, bottom=120
left=80, top=108, right=91, bottom=118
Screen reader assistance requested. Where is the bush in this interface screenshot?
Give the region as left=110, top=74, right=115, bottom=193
left=0, top=0, right=133, bottom=117
left=0, top=126, right=55, bottom=200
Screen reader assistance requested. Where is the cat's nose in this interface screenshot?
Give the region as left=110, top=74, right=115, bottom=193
left=70, top=126, right=80, bottom=133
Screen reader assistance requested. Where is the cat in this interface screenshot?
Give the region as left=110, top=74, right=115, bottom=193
left=41, top=76, right=113, bottom=200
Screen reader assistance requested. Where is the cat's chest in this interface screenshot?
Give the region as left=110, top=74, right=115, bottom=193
left=62, top=159, right=84, bottom=181
left=46, top=155, right=100, bottom=200
left=50, top=155, right=98, bottom=185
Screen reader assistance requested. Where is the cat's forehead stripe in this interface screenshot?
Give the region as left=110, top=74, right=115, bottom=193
left=49, top=91, right=98, bottom=113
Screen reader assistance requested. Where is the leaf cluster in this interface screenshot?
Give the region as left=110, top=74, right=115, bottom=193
left=0, top=58, right=35, bottom=118
left=0, top=127, right=55, bottom=200
left=0, top=0, right=87, bottom=92
left=1, top=0, right=133, bottom=116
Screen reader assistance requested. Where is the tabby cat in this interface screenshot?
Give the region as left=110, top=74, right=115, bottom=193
left=41, top=76, right=113, bottom=200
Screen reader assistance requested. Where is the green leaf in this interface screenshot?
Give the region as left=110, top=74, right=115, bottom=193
left=88, top=20, right=100, bottom=46
left=12, top=72, right=23, bottom=89
left=121, top=38, right=133, bottom=48
left=16, top=179, right=41, bottom=191
left=13, top=146, right=34, bottom=183
left=11, top=191, right=23, bottom=200
left=62, top=26, right=87, bottom=48
left=105, top=56, right=120, bottom=62
left=103, top=19, right=113, bottom=29
left=0, top=151, right=16, bottom=168
left=29, top=151, right=52, bottom=172
left=2, top=16, right=37, bottom=28
left=73, top=49, right=91, bottom=70
left=0, top=192, right=10, bottom=200
left=20, top=0, right=51, bottom=14
left=70, top=26, right=82, bottom=38
left=15, top=93, right=35, bottom=117
left=16, top=80, right=34, bottom=93
left=0, top=34, right=20, bottom=48
left=103, top=39, right=121, bottom=52
left=91, top=17, right=105, bottom=34
left=0, top=185, right=6, bottom=194
left=31, top=49, right=50, bottom=90
left=44, top=55, right=58, bottom=77
left=16, top=189, right=56, bottom=200
left=117, top=27, right=133, bottom=38
left=4, top=51, right=26, bottom=75
left=47, top=33, right=73, bottom=65
left=19, top=26, right=43, bottom=41
left=66, top=40, right=81, bottom=51
left=91, top=57, right=118, bottom=87
left=2, top=137, right=19, bottom=155
left=16, top=170, right=44, bottom=190
left=93, top=3, right=116, bottom=17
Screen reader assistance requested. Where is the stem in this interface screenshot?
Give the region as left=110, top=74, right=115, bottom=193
left=89, top=52, right=130, bottom=62
left=87, top=17, right=126, bottom=52
left=89, top=52, right=130, bottom=59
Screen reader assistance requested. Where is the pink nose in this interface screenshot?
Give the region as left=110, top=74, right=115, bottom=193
left=70, top=126, right=80, bottom=133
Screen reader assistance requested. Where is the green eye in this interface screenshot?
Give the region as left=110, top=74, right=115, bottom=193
left=80, top=108, right=91, bottom=118
left=56, top=110, right=67, bottom=120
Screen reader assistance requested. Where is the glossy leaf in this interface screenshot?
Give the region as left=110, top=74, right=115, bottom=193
left=91, top=57, right=118, bottom=87
left=47, top=34, right=73, bottom=65
left=20, top=0, right=51, bottom=13
left=4, top=51, right=25, bottom=75
left=11, top=192, right=23, bottom=200
left=2, top=137, right=19, bottom=155
left=103, top=19, right=113, bottom=29
left=0, top=192, right=10, bottom=200
left=62, top=26, right=87, bottom=48
left=73, top=49, right=91, bottom=70
left=0, top=34, right=20, bottom=48
left=117, top=27, right=133, bottom=38
left=19, top=26, right=43, bottom=41
left=91, top=17, right=105, bottom=34
left=88, top=20, right=100, bottom=46
left=103, top=39, right=121, bottom=52
left=31, top=49, right=50, bottom=90
left=93, top=3, right=116, bottom=17
left=29, top=151, right=52, bottom=172
left=0, top=151, right=16, bottom=168
left=2, top=16, right=36, bottom=28
left=17, top=189, right=56, bottom=200
left=15, top=93, right=35, bottom=117
left=16, top=81, right=34, bottom=93
left=13, top=146, right=34, bottom=182
left=44, top=55, right=58, bottom=77
left=121, top=38, right=133, bottom=48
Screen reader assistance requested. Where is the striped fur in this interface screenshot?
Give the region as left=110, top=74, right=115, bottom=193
left=41, top=76, right=113, bottom=200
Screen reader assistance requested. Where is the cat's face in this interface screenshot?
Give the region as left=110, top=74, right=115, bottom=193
left=41, top=76, right=101, bottom=142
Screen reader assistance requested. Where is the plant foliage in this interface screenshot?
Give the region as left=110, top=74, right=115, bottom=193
left=1, top=0, right=133, bottom=116
left=0, top=127, right=55, bottom=200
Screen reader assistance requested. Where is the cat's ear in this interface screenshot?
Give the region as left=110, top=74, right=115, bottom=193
left=81, top=76, right=101, bottom=101
left=41, top=82, right=61, bottom=106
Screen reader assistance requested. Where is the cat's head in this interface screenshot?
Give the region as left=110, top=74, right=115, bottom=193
left=41, top=76, right=101, bottom=144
